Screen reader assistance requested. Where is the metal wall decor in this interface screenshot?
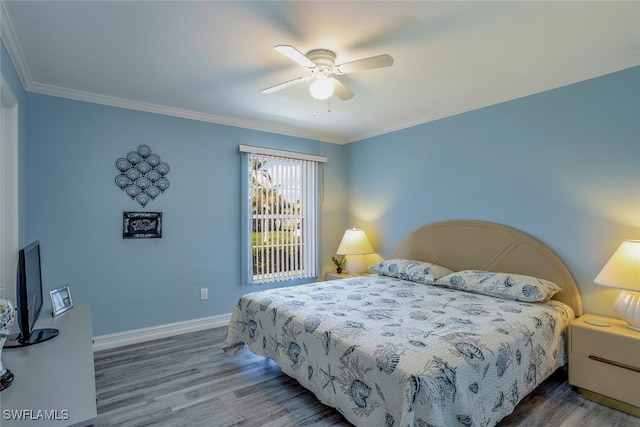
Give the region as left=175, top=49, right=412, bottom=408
left=123, top=211, right=162, bottom=239
left=115, top=145, right=170, bottom=207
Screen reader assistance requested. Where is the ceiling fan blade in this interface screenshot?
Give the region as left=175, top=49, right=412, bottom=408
left=261, top=76, right=310, bottom=94
left=333, top=79, right=355, bottom=101
left=274, top=45, right=316, bottom=68
left=335, top=54, right=394, bottom=74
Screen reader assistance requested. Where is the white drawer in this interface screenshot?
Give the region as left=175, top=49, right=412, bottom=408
left=571, top=318, right=640, bottom=369
left=569, top=352, right=640, bottom=408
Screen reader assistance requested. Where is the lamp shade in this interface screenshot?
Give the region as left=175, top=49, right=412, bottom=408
left=594, top=240, right=640, bottom=291
left=594, top=240, right=640, bottom=332
left=336, top=228, right=374, bottom=275
left=336, top=228, right=374, bottom=256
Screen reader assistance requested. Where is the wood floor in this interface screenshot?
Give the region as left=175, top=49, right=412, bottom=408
left=94, top=327, right=640, bottom=427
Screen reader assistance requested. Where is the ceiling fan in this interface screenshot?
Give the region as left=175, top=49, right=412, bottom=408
left=262, top=45, right=393, bottom=101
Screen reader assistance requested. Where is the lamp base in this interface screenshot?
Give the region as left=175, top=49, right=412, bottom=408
left=613, top=290, right=640, bottom=332
left=344, top=255, right=367, bottom=275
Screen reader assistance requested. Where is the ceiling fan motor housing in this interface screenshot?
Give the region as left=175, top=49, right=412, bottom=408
left=306, top=49, right=336, bottom=68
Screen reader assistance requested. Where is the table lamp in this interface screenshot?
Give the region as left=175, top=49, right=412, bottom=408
left=594, top=240, right=640, bottom=331
left=336, top=228, right=374, bottom=274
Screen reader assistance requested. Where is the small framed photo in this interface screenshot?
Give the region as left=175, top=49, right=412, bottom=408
left=50, top=285, right=74, bottom=317
left=123, top=211, right=162, bottom=239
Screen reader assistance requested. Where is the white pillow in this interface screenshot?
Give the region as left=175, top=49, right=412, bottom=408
left=435, top=270, right=562, bottom=302
left=369, top=259, right=453, bottom=284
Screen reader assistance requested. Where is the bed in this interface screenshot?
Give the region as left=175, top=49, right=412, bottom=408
left=223, top=220, right=583, bottom=426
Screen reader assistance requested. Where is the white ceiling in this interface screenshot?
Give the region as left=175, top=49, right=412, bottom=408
left=2, top=1, right=639, bottom=144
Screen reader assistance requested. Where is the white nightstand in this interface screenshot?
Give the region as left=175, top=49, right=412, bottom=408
left=325, top=272, right=373, bottom=281
left=569, top=314, right=640, bottom=416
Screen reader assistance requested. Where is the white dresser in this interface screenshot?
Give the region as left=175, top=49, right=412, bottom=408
left=2, top=305, right=97, bottom=427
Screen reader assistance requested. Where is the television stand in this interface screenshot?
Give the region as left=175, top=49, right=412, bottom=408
left=2, top=305, right=96, bottom=427
left=4, top=327, right=59, bottom=347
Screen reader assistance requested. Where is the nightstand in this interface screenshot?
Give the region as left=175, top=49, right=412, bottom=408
left=325, top=272, right=373, bottom=281
left=569, top=314, right=640, bottom=416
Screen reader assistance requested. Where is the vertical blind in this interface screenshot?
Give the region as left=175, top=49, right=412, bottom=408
left=240, top=145, right=326, bottom=284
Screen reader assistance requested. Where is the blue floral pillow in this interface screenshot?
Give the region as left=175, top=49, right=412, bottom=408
left=369, top=259, right=453, bottom=284
left=435, top=270, right=562, bottom=302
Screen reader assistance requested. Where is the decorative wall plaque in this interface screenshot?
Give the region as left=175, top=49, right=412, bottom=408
left=115, top=145, right=170, bottom=207
left=123, top=211, right=162, bottom=239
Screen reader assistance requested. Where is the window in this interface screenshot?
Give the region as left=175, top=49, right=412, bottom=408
left=240, top=145, right=326, bottom=284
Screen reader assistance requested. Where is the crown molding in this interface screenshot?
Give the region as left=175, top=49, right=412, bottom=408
left=0, top=2, right=346, bottom=145
left=3, top=0, right=638, bottom=146
left=29, top=80, right=347, bottom=145
left=33, top=51, right=635, bottom=147
left=348, top=53, right=640, bottom=144
left=0, top=2, right=32, bottom=91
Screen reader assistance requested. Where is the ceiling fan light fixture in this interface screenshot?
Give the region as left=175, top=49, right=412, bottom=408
left=309, top=77, right=334, bottom=100
left=264, top=45, right=393, bottom=102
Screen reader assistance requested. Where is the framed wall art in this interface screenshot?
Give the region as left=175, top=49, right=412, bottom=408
left=123, top=211, right=162, bottom=239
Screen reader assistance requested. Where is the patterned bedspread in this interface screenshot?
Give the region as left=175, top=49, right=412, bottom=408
left=223, top=275, right=574, bottom=427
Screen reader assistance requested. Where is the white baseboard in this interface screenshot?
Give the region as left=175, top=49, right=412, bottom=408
left=92, top=312, right=232, bottom=352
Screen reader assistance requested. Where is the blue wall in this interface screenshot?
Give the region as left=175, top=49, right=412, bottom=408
left=25, top=95, right=346, bottom=335
left=345, top=66, right=640, bottom=318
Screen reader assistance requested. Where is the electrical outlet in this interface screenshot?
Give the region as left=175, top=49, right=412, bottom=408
left=200, top=288, right=208, bottom=300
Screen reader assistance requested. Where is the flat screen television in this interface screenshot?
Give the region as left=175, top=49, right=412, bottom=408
left=5, top=241, right=58, bottom=348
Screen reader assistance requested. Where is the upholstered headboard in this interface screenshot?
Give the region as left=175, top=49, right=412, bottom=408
left=390, top=219, right=583, bottom=315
